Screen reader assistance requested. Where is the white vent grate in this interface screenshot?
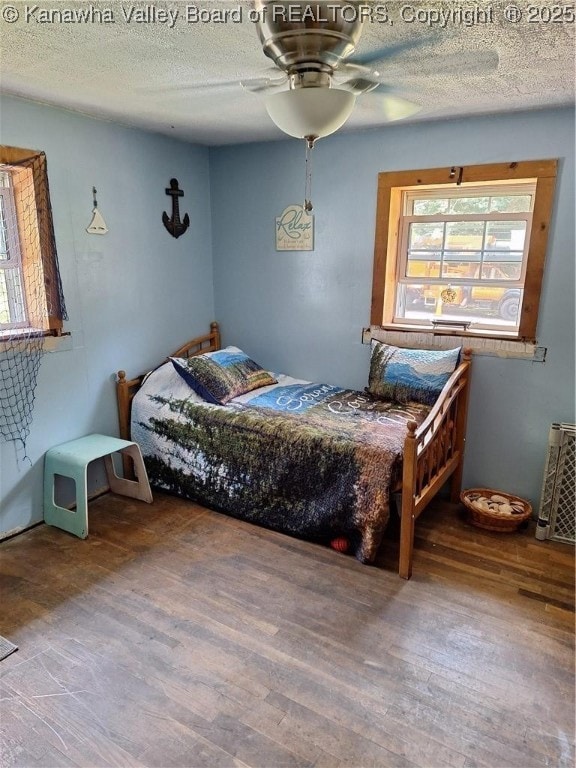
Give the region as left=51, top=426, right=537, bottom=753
left=536, top=423, right=576, bottom=544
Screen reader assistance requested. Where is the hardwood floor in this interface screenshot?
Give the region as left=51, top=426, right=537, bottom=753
left=1, top=492, right=574, bottom=768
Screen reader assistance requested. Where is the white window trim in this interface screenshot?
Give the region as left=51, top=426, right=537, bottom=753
left=0, top=182, right=29, bottom=330
left=394, top=181, right=535, bottom=334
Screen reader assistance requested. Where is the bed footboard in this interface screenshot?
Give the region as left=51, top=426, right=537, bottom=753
left=399, top=350, right=472, bottom=579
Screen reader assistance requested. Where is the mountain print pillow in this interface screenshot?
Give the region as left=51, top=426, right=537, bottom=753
left=368, top=340, right=461, bottom=406
left=171, top=346, right=277, bottom=405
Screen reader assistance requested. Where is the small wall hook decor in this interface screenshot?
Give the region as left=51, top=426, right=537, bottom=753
left=86, top=186, right=108, bottom=234
left=162, top=178, right=190, bottom=239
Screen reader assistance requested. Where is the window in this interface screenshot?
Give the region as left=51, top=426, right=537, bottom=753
left=0, top=172, right=27, bottom=328
left=0, top=145, right=67, bottom=338
left=371, top=161, right=558, bottom=341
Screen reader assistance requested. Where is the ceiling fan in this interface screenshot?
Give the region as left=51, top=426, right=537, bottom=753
left=236, top=0, right=495, bottom=209
left=244, top=0, right=426, bottom=142
left=241, top=0, right=494, bottom=139
left=155, top=1, right=498, bottom=208
left=150, top=1, right=499, bottom=144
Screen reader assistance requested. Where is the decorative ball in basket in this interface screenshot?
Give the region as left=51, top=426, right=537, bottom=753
left=461, top=489, right=532, bottom=532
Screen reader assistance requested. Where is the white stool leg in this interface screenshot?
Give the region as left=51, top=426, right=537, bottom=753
left=104, top=446, right=152, bottom=503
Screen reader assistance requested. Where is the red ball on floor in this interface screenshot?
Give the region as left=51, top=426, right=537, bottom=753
left=330, top=537, right=349, bottom=553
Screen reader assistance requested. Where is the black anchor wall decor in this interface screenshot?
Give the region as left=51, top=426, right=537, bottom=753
left=162, top=178, right=190, bottom=239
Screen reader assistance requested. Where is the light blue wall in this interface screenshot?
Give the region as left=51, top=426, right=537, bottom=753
left=1, top=100, right=573, bottom=534
left=0, top=95, right=214, bottom=536
left=210, top=107, right=575, bottom=506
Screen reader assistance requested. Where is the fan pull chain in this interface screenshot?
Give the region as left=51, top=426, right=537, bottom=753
left=304, top=136, right=315, bottom=213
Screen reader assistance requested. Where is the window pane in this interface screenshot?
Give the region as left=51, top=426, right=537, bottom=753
left=0, top=196, right=9, bottom=261
left=448, top=197, right=490, bottom=214
left=395, top=283, right=429, bottom=318
left=409, top=222, right=444, bottom=249
left=445, top=221, right=484, bottom=252
left=406, top=222, right=443, bottom=276
left=441, top=261, right=480, bottom=279
left=406, top=255, right=441, bottom=278
left=412, top=198, right=449, bottom=215
left=485, top=220, right=527, bottom=253
left=0, top=270, right=8, bottom=323
left=397, top=279, right=522, bottom=328
left=482, top=260, right=523, bottom=280
left=0, top=267, right=26, bottom=325
left=489, top=195, right=532, bottom=213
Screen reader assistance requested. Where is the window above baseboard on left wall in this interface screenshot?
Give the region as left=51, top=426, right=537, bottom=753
left=0, top=145, right=67, bottom=335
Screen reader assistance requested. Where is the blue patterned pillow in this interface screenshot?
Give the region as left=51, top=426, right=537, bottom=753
left=368, top=341, right=461, bottom=405
left=171, top=346, right=277, bottom=405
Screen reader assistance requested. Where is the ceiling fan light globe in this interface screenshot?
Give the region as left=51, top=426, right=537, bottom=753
left=265, top=88, right=356, bottom=139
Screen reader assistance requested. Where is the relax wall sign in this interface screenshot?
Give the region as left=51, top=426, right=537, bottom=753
left=275, top=204, right=314, bottom=251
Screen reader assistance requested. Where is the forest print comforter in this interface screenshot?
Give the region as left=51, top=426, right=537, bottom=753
left=131, top=362, right=431, bottom=562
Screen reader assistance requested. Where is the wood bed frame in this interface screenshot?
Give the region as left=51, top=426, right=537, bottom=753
left=117, top=321, right=472, bottom=579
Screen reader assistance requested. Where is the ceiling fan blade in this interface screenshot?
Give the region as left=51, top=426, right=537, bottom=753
left=141, top=67, right=285, bottom=94
left=366, top=49, right=500, bottom=80
left=375, top=93, right=423, bottom=122
left=336, top=72, right=421, bottom=120
left=338, top=77, right=381, bottom=96
left=240, top=75, right=288, bottom=93
left=346, top=35, right=439, bottom=70
left=142, top=79, right=244, bottom=93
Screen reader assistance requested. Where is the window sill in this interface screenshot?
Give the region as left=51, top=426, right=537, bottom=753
left=0, top=330, right=72, bottom=353
left=364, top=325, right=543, bottom=360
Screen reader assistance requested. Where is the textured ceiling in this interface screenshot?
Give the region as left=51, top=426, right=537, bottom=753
left=1, top=1, right=575, bottom=145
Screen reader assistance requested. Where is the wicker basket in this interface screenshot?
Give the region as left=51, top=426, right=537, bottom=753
left=461, top=488, right=532, bottom=532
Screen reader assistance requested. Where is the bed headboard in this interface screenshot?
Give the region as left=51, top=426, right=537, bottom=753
left=116, top=321, right=221, bottom=441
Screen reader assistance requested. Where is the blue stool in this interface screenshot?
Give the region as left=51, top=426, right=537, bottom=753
left=44, top=434, right=153, bottom=539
